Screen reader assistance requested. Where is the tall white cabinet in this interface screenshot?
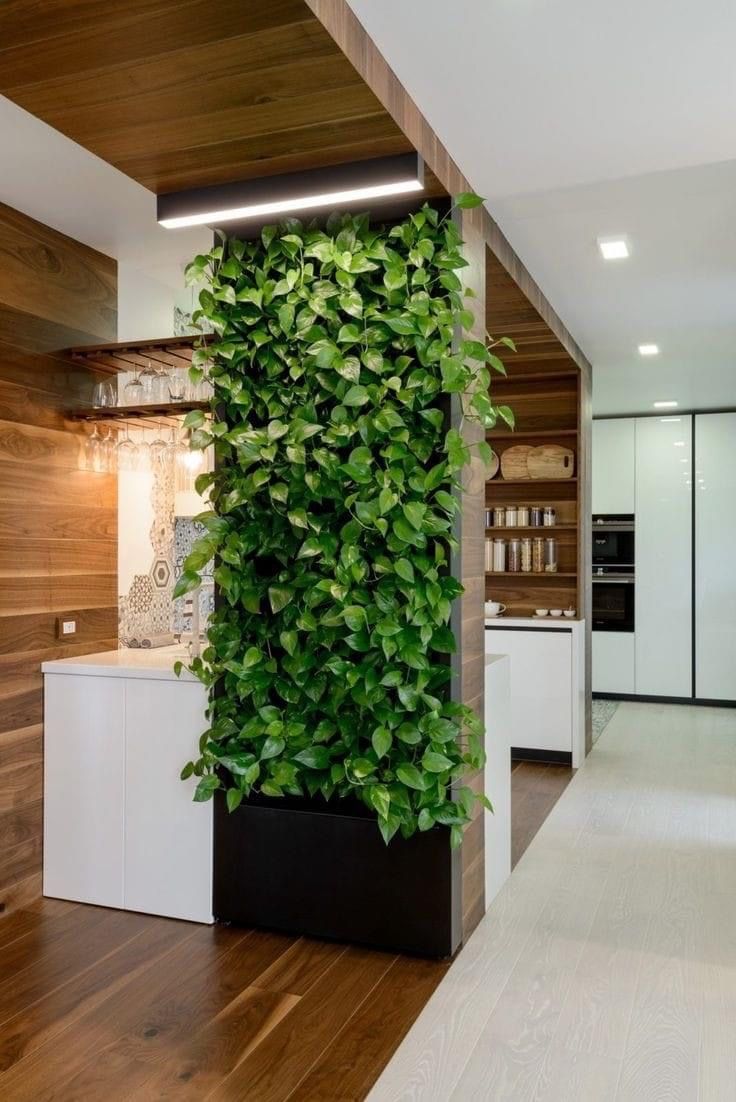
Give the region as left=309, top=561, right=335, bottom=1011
left=592, top=418, right=636, bottom=514
left=695, top=413, right=736, bottom=701
left=634, top=416, right=692, bottom=697
left=593, top=415, right=694, bottom=699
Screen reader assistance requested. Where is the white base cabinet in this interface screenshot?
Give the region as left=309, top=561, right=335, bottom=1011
left=592, top=632, right=635, bottom=695
left=43, top=658, right=213, bottom=924
left=484, top=619, right=585, bottom=766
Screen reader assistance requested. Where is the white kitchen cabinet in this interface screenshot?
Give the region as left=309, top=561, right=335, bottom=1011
left=43, top=650, right=213, bottom=923
left=484, top=619, right=585, bottom=765
left=592, top=419, right=636, bottom=514
left=43, top=674, right=126, bottom=907
left=592, top=632, right=635, bottom=695
left=695, top=412, right=736, bottom=701
left=635, top=416, right=692, bottom=697
left=125, top=679, right=213, bottom=922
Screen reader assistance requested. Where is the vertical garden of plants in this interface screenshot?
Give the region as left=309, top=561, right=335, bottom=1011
left=175, top=197, right=513, bottom=847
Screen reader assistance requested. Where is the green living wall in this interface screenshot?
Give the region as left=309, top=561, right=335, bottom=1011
left=176, top=199, right=513, bottom=845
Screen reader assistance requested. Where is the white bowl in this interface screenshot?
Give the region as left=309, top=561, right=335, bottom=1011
left=563, top=610, right=576, bottom=618
left=535, top=608, right=549, bottom=617
left=549, top=609, right=563, bottom=617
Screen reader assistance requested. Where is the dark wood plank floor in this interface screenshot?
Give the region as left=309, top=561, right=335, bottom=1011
left=0, top=897, right=448, bottom=1101
left=511, top=759, right=574, bottom=868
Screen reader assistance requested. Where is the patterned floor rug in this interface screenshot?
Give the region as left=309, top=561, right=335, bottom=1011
left=592, top=698, right=620, bottom=743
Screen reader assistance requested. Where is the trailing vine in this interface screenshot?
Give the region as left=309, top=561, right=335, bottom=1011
left=175, top=195, right=514, bottom=846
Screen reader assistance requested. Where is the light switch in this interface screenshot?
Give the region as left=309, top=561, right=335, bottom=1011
left=58, top=619, right=77, bottom=637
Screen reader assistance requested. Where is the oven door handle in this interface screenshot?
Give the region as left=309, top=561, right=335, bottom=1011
left=592, top=577, right=635, bottom=584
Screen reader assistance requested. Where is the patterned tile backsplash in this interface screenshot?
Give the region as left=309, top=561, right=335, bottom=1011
left=119, top=452, right=214, bottom=646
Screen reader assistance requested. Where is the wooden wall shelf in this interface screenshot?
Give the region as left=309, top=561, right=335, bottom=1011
left=486, top=349, right=585, bottom=616
left=486, top=524, right=577, bottom=532
left=488, top=428, right=578, bottom=440
left=68, top=401, right=209, bottom=422
left=489, top=477, right=577, bottom=486
left=63, top=336, right=197, bottom=376
left=486, top=572, right=576, bottom=579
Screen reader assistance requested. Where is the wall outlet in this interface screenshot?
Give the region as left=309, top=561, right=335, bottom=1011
left=57, top=618, right=77, bottom=637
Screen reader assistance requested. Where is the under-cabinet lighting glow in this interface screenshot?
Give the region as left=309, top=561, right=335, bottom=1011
left=159, top=179, right=424, bottom=229
left=659, top=416, right=681, bottom=423
left=638, top=343, right=660, bottom=356
left=653, top=400, right=678, bottom=408
left=598, top=237, right=630, bottom=260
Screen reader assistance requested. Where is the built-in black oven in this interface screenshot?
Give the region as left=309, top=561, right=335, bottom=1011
left=592, top=515, right=635, bottom=632
left=592, top=514, right=635, bottom=569
left=592, top=574, right=635, bottom=632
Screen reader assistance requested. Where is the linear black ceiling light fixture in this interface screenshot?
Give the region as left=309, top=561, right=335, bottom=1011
left=157, top=153, right=425, bottom=230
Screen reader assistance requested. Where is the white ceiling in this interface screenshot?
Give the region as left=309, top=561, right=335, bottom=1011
left=348, top=0, right=736, bottom=414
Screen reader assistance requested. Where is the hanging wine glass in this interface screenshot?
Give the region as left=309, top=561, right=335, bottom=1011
left=149, top=422, right=168, bottom=467
left=101, top=426, right=117, bottom=473
left=151, top=366, right=171, bottom=404
left=84, top=423, right=104, bottom=471
left=117, top=423, right=139, bottom=470
left=165, top=423, right=185, bottom=467
left=139, top=361, right=159, bottom=404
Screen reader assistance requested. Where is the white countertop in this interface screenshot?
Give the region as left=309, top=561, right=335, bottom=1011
left=42, top=645, right=199, bottom=682
left=485, top=615, right=583, bottom=630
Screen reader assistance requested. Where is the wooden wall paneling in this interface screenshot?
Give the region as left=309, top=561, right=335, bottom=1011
left=578, top=370, right=593, bottom=753
left=0, top=203, right=117, bottom=913
left=449, top=209, right=487, bottom=942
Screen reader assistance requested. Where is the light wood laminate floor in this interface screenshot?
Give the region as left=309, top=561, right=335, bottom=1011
left=369, top=701, right=736, bottom=1101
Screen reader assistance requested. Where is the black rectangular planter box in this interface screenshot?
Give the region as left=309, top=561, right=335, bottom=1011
left=213, top=791, right=462, bottom=958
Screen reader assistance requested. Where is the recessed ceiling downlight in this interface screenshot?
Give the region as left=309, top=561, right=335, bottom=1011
left=653, top=401, right=678, bottom=409
left=597, top=237, right=630, bottom=260
left=638, top=344, right=660, bottom=356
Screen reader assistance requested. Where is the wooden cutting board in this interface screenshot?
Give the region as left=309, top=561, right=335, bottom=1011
left=487, top=450, right=500, bottom=479
left=500, top=445, right=533, bottom=480
left=527, top=444, right=575, bottom=479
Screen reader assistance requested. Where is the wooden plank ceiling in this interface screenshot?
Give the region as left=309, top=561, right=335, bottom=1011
left=0, top=0, right=418, bottom=195
left=485, top=249, right=578, bottom=373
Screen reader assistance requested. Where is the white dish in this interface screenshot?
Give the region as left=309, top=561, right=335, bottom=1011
left=563, top=610, right=576, bottom=619
left=534, top=609, right=549, bottom=617
left=549, top=609, right=563, bottom=618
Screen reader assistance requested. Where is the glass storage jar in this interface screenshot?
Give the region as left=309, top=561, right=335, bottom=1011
left=508, top=538, right=521, bottom=572
left=492, top=538, right=507, bottom=572
left=544, top=537, right=558, bottom=573
left=520, top=537, right=532, bottom=573
left=532, top=537, right=544, bottom=573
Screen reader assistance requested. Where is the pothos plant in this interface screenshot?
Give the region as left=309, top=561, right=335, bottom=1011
left=175, top=194, right=515, bottom=847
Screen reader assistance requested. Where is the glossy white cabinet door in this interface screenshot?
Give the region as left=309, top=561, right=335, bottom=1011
left=43, top=674, right=125, bottom=907
left=592, top=419, right=636, bottom=514
left=592, top=632, right=635, bottom=694
left=124, top=679, right=213, bottom=923
left=635, top=416, right=692, bottom=697
left=695, top=413, right=736, bottom=700
left=485, top=627, right=572, bottom=753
